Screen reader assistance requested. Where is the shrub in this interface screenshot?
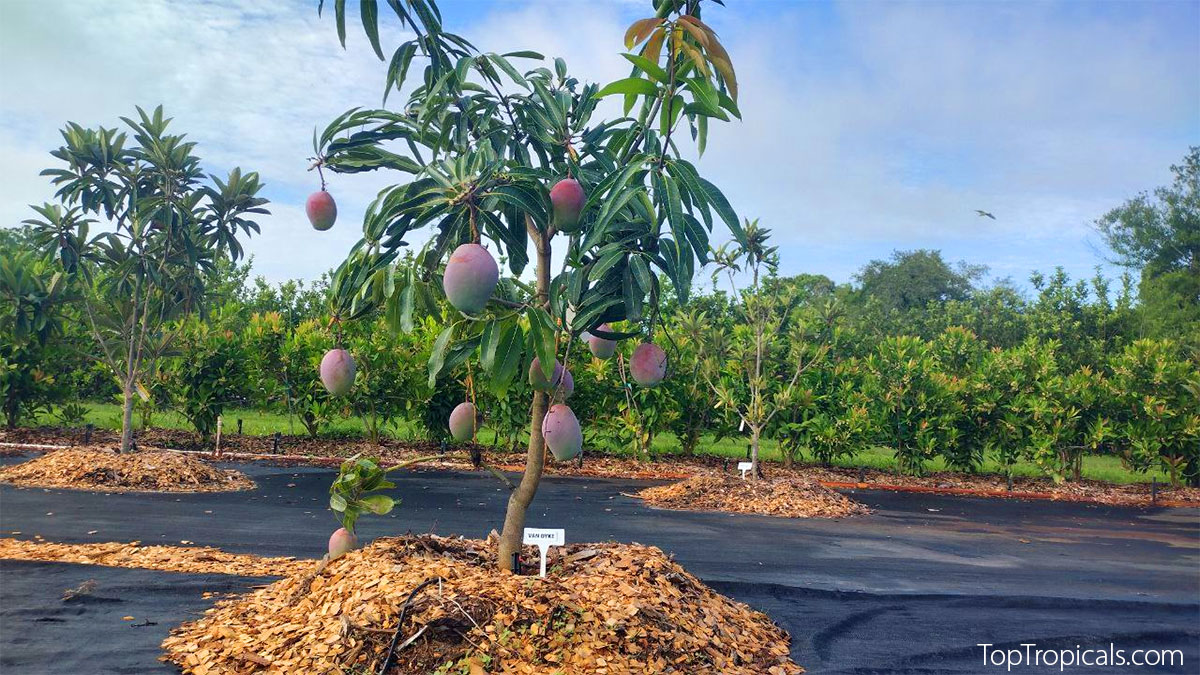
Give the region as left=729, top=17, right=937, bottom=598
left=862, top=336, right=963, bottom=475
left=163, top=316, right=247, bottom=441
left=1107, top=339, right=1200, bottom=486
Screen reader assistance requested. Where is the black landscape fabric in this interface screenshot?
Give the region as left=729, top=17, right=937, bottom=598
left=1, top=456, right=1197, bottom=673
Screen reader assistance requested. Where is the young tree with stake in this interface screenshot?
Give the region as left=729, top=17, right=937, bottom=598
left=705, top=220, right=835, bottom=478
left=314, top=0, right=744, bottom=568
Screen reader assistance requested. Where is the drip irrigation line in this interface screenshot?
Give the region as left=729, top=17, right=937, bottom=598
left=378, top=576, right=443, bottom=675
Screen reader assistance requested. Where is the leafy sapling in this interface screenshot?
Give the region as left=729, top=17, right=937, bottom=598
left=327, top=455, right=398, bottom=559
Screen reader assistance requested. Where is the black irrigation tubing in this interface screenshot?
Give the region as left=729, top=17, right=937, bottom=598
left=378, top=576, right=444, bottom=675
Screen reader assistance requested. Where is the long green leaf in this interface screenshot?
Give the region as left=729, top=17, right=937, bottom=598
left=335, top=0, right=347, bottom=47
left=360, top=0, right=384, bottom=59
left=489, top=322, right=524, bottom=394
left=696, top=176, right=744, bottom=244
left=629, top=254, right=653, bottom=293
left=595, top=77, right=659, bottom=98
left=427, top=324, right=454, bottom=386
left=527, top=306, right=557, bottom=382
left=620, top=53, right=668, bottom=83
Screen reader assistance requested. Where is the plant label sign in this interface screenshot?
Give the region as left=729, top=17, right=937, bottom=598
left=522, top=528, right=564, bottom=578
left=737, top=461, right=752, bottom=479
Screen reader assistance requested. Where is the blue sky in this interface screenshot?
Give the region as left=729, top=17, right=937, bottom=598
left=1, top=0, right=1196, bottom=292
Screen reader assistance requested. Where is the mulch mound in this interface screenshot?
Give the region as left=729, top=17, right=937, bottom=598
left=796, top=464, right=1200, bottom=507
left=0, top=538, right=306, bottom=577
left=0, top=447, right=253, bottom=493
left=0, top=425, right=463, bottom=457
left=637, top=474, right=870, bottom=519
left=7, top=426, right=1194, bottom=507
left=161, top=534, right=802, bottom=675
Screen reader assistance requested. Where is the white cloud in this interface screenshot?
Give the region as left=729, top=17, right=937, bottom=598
left=0, top=0, right=403, bottom=281
left=1, top=0, right=1195, bottom=290
left=689, top=1, right=1196, bottom=283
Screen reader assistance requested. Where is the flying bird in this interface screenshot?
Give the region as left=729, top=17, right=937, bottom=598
left=975, top=210, right=996, bottom=220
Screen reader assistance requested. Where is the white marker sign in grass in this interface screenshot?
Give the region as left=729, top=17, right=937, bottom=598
left=522, top=527, right=564, bottom=578
left=738, top=461, right=753, bottom=479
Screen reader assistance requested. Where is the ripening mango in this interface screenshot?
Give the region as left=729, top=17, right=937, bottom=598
left=630, top=342, right=667, bottom=386
left=328, top=527, right=358, bottom=559
left=443, top=243, right=499, bottom=314
left=556, top=367, right=574, bottom=401
left=320, top=349, right=356, bottom=396
left=550, top=178, right=585, bottom=229
left=306, top=190, right=337, bottom=231
left=542, top=403, right=582, bottom=461
left=448, top=401, right=478, bottom=442
left=528, top=357, right=565, bottom=391
left=587, top=323, right=617, bottom=360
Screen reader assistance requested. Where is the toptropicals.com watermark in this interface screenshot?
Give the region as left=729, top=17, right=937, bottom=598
left=978, top=643, right=1184, bottom=671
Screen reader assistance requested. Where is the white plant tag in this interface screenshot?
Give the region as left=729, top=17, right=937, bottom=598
left=522, top=528, right=564, bottom=578
left=737, top=461, right=752, bottom=479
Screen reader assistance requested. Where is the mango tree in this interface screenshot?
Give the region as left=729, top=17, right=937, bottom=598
left=28, top=106, right=269, bottom=452
left=313, top=0, right=744, bottom=566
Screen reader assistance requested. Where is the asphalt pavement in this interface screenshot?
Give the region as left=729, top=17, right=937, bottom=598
left=1, top=455, right=1197, bottom=673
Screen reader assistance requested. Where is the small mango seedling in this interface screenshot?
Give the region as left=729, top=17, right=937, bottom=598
left=327, top=455, right=398, bottom=559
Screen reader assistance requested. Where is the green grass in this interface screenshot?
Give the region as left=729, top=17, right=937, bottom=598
left=46, top=402, right=379, bottom=437
left=652, top=433, right=1168, bottom=484
left=34, top=402, right=1169, bottom=485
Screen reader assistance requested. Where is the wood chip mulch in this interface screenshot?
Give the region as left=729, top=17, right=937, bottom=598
left=161, top=533, right=803, bottom=675
left=0, top=538, right=307, bottom=577
left=7, top=426, right=1194, bottom=507
left=636, top=474, right=870, bottom=519
left=0, top=447, right=254, bottom=493
left=795, top=465, right=1200, bottom=507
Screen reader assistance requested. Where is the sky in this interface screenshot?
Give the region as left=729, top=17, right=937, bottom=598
left=1, top=0, right=1196, bottom=292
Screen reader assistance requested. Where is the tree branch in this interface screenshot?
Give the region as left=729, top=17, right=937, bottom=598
left=480, top=462, right=516, bottom=490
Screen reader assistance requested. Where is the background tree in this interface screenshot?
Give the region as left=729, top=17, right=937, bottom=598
left=163, top=311, right=248, bottom=441
left=1097, top=147, right=1199, bottom=349
left=0, top=249, right=75, bottom=427
left=664, top=309, right=725, bottom=455
left=28, top=106, right=269, bottom=452
left=856, top=249, right=986, bottom=312
left=318, top=0, right=743, bottom=566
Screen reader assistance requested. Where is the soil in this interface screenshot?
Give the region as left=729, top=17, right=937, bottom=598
left=4, top=426, right=1197, bottom=507
left=160, top=533, right=802, bottom=674
left=636, top=474, right=870, bottom=519
left=0, top=447, right=254, bottom=493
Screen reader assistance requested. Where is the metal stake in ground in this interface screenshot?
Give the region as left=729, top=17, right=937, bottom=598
left=213, top=416, right=222, bottom=459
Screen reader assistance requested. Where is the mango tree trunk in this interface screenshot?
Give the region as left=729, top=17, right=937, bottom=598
left=497, top=229, right=551, bottom=571
left=119, top=387, right=135, bottom=453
